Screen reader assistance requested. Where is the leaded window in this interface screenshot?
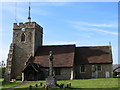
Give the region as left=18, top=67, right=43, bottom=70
left=21, top=33, right=26, bottom=42
left=80, top=65, right=85, bottom=73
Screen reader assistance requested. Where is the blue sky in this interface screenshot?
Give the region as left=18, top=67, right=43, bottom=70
left=0, top=2, right=118, bottom=64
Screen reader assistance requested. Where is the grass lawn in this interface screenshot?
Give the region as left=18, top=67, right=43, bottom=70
left=0, top=78, right=3, bottom=89
left=1, top=80, right=22, bottom=89
left=20, top=78, right=119, bottom=89
left=1, top=78, right=120, bottom=90
left=67, top=78, right=119, bottom=88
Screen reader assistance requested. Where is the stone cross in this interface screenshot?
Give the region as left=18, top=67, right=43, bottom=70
left=49, top=51, right=54, bottom=76
left=46, top=51, right=57, bottom=87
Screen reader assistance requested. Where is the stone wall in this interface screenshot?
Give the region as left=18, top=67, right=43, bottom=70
left=55, top=68, right=72, bottom=80
left=6, top=22, right=43, bottom=80
left=4, top=43, right=14, bottom=82
left=75, top=64, right=112, bottom=79
left=36, top=67, right=72, bottom=80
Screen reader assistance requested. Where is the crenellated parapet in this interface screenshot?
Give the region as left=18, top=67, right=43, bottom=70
left=13, top=22, right=43, bottom=32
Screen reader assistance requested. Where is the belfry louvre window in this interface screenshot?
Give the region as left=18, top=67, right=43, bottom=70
left=21, top=33, right=26, bottom=42
left=80, top=65, right=85, bottom=73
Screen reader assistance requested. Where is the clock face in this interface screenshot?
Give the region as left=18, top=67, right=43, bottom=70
left=21, top=28, right=26, bottom=32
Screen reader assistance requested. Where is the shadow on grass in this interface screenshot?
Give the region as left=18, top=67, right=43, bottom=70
left=1, top=88, right=120, bottom=90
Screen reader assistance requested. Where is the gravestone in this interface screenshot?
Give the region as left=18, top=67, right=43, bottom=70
left=46, top=51, right=57, bottom=87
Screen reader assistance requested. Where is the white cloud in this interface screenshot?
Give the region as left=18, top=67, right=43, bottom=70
left=72, top=21, right=117, bottom=28
left=75, top=26, right=118, bottom=35
left=91, top=28, right=119, bottom=35
left=70, top=21, right=118, bottom=35
left=44, top=41, right=79, bottom=45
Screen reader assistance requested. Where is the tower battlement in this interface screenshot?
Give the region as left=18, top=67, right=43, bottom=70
left=13, top=22, right=43, bottom=31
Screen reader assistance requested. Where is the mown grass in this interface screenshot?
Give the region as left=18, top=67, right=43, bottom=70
left=67, top=78, right=119, bottom=88
left=1, top=78, right=120, bottom=90
left=1, top=80, right=22, bottom=89
left=19, top=78, right=119, bottom=89
left=0, top=78, right=3, bottom=89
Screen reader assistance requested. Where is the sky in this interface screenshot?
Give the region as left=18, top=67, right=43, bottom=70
left=0, top=1, right=119, bottom=64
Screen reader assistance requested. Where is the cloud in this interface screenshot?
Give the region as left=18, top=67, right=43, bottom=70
left=91, top=28, right=118, bottom=35
left=75, top=26, right=118, bottom=35
left=70, top=21, right=118, bottom=35
left=72, top=21, right=117, bottom=28
left=44, top=41, right=79, bottom=45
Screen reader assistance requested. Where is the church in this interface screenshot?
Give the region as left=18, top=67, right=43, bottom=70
left=4, top=6, right=113, bottom=82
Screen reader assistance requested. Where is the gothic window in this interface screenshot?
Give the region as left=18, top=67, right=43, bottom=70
left=80, top=65, right=85, bottom=73
left=21, top=33, right=26, bottom=42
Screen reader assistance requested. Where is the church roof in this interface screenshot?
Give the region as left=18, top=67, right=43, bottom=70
left=75, top=46, right=113, bottom=64
left=33, top=44, right=75, bottom=67
left=32, top=45, right=112, bottom=68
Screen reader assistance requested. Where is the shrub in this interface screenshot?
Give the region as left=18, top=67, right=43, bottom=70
left=0, top=67, right=6, bottom=78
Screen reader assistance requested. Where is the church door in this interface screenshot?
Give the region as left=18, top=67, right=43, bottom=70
left=27, top=70, right=35, bottom=81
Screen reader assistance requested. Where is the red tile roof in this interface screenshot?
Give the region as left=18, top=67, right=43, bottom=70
left=32, top=45, right=112, bottom=67
left=75, top=46, right=112, bottom=64
left=33, top=44, right=75, bottom=67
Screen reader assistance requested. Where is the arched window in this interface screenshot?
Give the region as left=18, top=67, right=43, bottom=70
left=21, top=33, right=26, bottom=42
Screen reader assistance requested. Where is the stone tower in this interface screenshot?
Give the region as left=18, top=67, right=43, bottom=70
left=4, top=4, right=43, bottom=82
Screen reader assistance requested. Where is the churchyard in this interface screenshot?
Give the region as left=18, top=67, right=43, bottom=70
left=1, top=78, right=119, bottom=90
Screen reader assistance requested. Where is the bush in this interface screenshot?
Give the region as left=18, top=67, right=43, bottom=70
left=2, top=68, right=6, bottom=78
left=16, top=76, right=22, bottom=80
left=0, top=67, right=6, bottom=78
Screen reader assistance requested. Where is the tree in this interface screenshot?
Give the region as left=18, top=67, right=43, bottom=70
left=0, top=60, right=6, bottom=78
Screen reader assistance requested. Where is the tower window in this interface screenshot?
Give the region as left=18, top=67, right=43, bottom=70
left=21, top=33, right=26, bottom=42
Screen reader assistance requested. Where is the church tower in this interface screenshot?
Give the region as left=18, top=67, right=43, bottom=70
left=5, top=4, right=43, bottom=81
